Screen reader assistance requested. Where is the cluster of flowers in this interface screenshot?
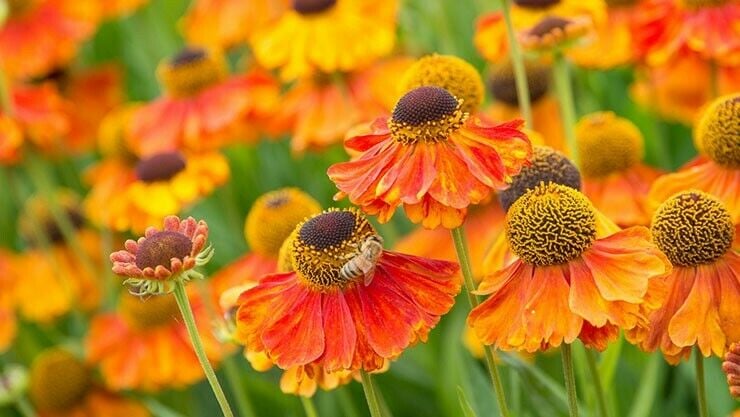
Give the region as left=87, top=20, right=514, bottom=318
left=0, top=0, right=738, bottom=416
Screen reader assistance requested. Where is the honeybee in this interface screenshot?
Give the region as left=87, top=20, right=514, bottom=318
left=339, top=234, right=384, bottom=286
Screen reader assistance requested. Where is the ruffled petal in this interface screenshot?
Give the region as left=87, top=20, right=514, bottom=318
left=320, top=292, right=357, bottom=371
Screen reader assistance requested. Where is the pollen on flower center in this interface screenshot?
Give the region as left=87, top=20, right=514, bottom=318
left=293, top=0, right=337, bottom=14
left=696, top=95, right=740, bottom=168
left=389, top=86, right=468, bottom=144
left=135, top=151, right=187, bottom=182
left=292, top=209, right=378, bottom=291
left=499, top=146, right=581, bottom=211
left=490, top=59, right=550, bottom=106
left=651, top=191, right=734, bottom=266
left=135, top=231, right=193, bottom=270
left=575, top=111, right=644, bottom=178
left=514, top=0, right=560, bottom=8
left=157, top=47, right=226, bottom=98
left=30, top=349, right=91, bottom=412
left=244, top=188, right=322, bottom=257
left=120, top=293, right=180, bottom=329
left=507, top=182, right=597, bottom=266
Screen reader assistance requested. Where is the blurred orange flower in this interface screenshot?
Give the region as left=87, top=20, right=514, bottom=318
left=0, top=250, right=16, bottom=354
left=100, top=0, right=148, bottom=18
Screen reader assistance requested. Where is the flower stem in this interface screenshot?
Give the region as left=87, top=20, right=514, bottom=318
left=359, top=370, right=384, bottom=417
left=561, top=343, right=580, bottom=417
left=499, top=0, right=533, bottom=129
left=451, top=227, right=511, bottom=417
left=585, top=349, right=609, bottom=417
left=15, top=396, right=37, bottom=417
left=172, top=280, right=234, bottom=417
left=552, top=50, right=579, bottom=166
left=695, top=348, right=709, bottom=417
left=300, top=396, right=320, bottom=417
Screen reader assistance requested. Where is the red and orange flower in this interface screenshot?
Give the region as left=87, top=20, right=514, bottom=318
left=469, top=183, right=671, bottom=352
left=328, top=86, right=531, bottom=229
left=235, top=208, right=461, bottom=371
left=627, top=191, right=739, bottom=363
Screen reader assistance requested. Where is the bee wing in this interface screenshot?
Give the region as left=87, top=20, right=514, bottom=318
left=363, top=267, right=376, bottom=286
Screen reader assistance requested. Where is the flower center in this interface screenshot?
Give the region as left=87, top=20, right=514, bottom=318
left=29, top=349, right=91, bottom=412
left=605, top=0, right=637, bottom=6
left=514, top=0, right=560, bottom=7
left=499, top=146, right=581, bottom=211
left=120, top=293, right=180, bottom=329
left=529, top=16, right=571, bottom=38
left=157, top=48, right=226, bottom=98
left=490, top=59, right=550, bottom=106
left=681, top=0, right=728, bottom=8
left=245, top=188, right=322, bottom=257
left=400, top=54, right=484, bottom=114
left=135, top=151, right=187, bottom=182
left=44, top=208, right=86, bottom=245
left=651, top=191, right=733, bottom=267
left=696, top=95, right=740, bottom=168
left=292, top=209, right=378, bottom=291
left=134, top=231, right=193, bottom=270
left=7, top=0, right=39, bottom=17
left=575, top=111, right=643, bottom=178
left=507, top=182, right=596, bottom=266
left=389, top=86, right=468, bottom=145
left=293, top=0, right=337, bottom=14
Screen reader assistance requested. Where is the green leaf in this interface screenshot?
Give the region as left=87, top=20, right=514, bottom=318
left=627, top=353, right=664, bottom=417
left=457, top=386, right=479, bottom=417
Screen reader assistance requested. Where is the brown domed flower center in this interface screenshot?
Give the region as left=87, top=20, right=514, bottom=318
left=575, top=111, right=644, bottom=178
left=401, top=54, right=485, bottom=114
left=292, top=209, right=378, bottom=291
left=44, top=208, right=86, bottom=245
left=529, top=16, right=571, bottom=37
left=605, top=0, right=637, bottom=6
left=697, top=95, right=740, bottom=168
left=7, top=0, right=39, bottom=17
left=389, top=86, right=467, bottom=144
left=682, top=0, right=728, bottom=8
left=158, top=47, right=226, bottom=98
left=514, top=0, right=560, bottom=8
left=651, top=191, right=734, bottom=267
left=135, top=231, right=193, bottom=270
left=490, top=59, right=550, bottom=106
left=507, top=182, right=597, bottom=266
left=135, top=152, right=187, bottom=182
left=499, top=146, right=581, bottom=211
left=120, top=293, right=180, bottom=329
left=245, top=188, right=322, bottom=257
left=293, top=0, right=337, bottom=14
left=521, top=16, right=591, bottom=50
left=30, top=349, right=91, bottom=412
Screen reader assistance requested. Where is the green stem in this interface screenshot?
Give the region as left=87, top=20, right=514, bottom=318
left=552, top=51, right=579, bottom=166
left=172, top=281, right=234, bottom=417
left=450, top=227, right=511, bottom=417
left=561, top=344, right=579, bottom=417
left=15, top=396, right=37, bottom=417
left=359, top=370, right=384, bottom=417
left=300, top=396, right=320, bottom=417
left=499, top=0, right=533, bottom=128
left=695, top=349, right=709, bottom=417
left=585, top=349, right=609, bottom=417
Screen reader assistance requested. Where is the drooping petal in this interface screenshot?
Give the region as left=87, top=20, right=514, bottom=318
left=320, top=292, right=357, bottom=371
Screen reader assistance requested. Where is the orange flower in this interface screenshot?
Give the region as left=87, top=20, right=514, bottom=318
left=4, top=82, right=70, bottom=156
left=180, top=0, right=289, bottom=50
left=569, top=1, right=641, bottom=68
left=0, top=250, right=16, bottom=353
left=235, top=209, right=461, bottom=371
left=723, top=343, right=740, bottom=398
left=86, top=292, right=223, bottom=391
left=648, top=94, right=739, bottom=222
left=328, top=86, right=531, bottom=229
left=100, top=0, right=148, bottom=18
left=128, top=48, right=280, bottom=154
left=29, top=348, right=150, bottom=417
left=632, top=0, right=740, bottom=66
left=576, top=112, right=663, bottom=226
left=469, top=183, right=671, bottom=352
left=0, top=115, right=23, bottom=164
left=627, top=191, right=738, bottom=363
left=0, top=0, right=100, bottom=79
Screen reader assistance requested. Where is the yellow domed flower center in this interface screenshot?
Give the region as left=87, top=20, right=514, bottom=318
left=30, top=349, right=91, bottom=412
left=514, top=0, right=560, bottom=8
left=499, top=146, right=581, bottom=211
left=696, top=95, right=740, bottom=168
left=507, top=182, right=597, bottom=266
left=400, top=54, right=484, bottom=115
left=292, top=209, right=380, bottom=291
left=277, top=231, right=297, bottom=273
left=575, top=111, right=644, bottom=178
left=490, top=59, right=550, bottom=106
left=651, top=191, right=734, bottom=267
left=135, top=231, right=193, bottom=270
left=245, top=188, right=322, bottom=257
left=389, top=86, right=468, bottom=145
left=158, top=48, right=226, bottom=98
left=120, top=293, right=180, bottom=329
left=293, top=0, right=337, bottom=14
left=681, top=0, right=728, bottom=9
left=135, top=151, right=187, bottom=182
